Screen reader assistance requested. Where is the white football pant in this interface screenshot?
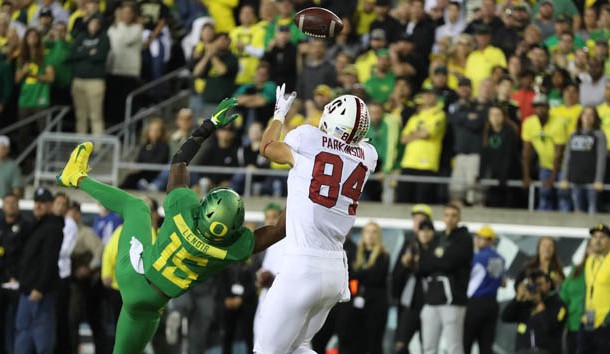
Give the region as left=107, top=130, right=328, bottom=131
left=253, top=248, right=350, bottom=354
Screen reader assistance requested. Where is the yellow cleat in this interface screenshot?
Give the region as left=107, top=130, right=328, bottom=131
left=56, top=142, right=93, bottom=188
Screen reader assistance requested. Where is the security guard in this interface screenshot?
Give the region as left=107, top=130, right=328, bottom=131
left=582, top=224, right=610, bottom=354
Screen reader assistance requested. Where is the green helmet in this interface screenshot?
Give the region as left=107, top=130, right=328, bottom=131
left=195, top=187, right=245, bottom=245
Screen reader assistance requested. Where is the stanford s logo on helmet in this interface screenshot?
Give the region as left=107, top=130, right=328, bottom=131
left=319, top=95, right=370, bottom=146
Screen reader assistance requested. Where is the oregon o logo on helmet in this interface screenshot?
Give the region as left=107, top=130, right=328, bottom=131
left=209, top=221, right=229, bottom=237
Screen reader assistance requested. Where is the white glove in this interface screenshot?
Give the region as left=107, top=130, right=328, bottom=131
left=273, top=83, right=297, bottom=124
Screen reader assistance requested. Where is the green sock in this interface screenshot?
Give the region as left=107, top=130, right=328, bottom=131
left=80, top=177, right=146, bottom=218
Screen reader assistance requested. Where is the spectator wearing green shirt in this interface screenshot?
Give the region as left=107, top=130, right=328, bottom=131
left=192, top=32, right=238, bottom=121
left=263, top=0, right=305, bottom=47
left=14, top=28, right=54, bottom=151
left=233, top=62, right=276, bottom=128
left=560, top=241, right=590, bottom=354
left=532, top=0, right=580, bottom=22
left=364, top=48, right=395, bottom=105
left=544, top=13, right=586, bottom=53
left=590, top=5, right=610, bottom=43
left=45, top=21, right=72, bottom=106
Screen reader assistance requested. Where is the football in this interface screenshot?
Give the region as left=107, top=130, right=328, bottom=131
left=294, top=7, right=343, bottom=39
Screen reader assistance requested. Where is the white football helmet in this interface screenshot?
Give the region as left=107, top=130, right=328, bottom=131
left=318, top=95, right=370, bottom=146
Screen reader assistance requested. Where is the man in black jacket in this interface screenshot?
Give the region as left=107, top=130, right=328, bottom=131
left=448, top=78, right=489, bottom=207
left=502, top=270, right=566, bottom=354
left=0, top=193, right=31, bottom=354
left=262, top=25, right=297, bottom=92
left=14, top=188, right=64, bottom=354
left=418, top=204, right=473, bottom=354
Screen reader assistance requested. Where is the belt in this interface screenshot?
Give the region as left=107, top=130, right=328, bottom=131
left=145, top=278, right=171, bottom=300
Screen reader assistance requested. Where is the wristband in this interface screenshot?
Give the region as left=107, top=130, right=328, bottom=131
left=193, top=119, right=216, bottom=137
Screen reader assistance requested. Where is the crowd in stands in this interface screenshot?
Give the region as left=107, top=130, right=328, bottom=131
left=2, top=0, right=610, bottom=211
left=3, top=2, right=610, bottom=354
left=2, top=194, right=610, bottom=354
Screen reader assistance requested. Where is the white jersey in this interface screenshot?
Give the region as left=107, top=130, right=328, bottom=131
left=283, top=125, right=378, bottom=251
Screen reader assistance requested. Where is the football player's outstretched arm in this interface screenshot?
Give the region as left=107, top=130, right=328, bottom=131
left=253, top=210, right=286, bottom=253
left=167, top=98, right=239, bottom=193
left=260, top=83, right=297, bottom=166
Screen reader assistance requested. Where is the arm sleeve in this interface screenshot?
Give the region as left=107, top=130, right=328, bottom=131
left=70, top=38, right=88, bottom=60
left=501, top=298, right=530, bottom=323
left=91, top=35, right=110, bottom=63
left=244, top=45, right=264, bottom=58
left=560, top=139, right=571, bottom=181
left=0, top=62, right=12, bottom=105
left=467, top=260, right=486, bottom=298
left=225, top=54, right=239, bottom=77
left=9, top=163, right=22, bottom=189
left=283, top=126, right=303, bottom=153
left=59, top=219, right=78, bottom=261
left=416, top=246, right=435, bottom=277
left=595, top=130, right=607, bottom=183
left=151, top=143, right=170, bottom=164
left=559, top=278, right=570, bottom=307
left=35, top=224, right=64, bottom=293
left=6, top=221, right=27, bottom=279
left=533, top=297, right=567, bottom=335
left=391, top=245, right=410, bottom=300
left=354, top=253, right=389, bottom=288
left=261, top=83, right=276, bottom=103
left=401, top=119, right=414, bottom=137
left=497, top=49, right=507, bottom=67
left=428, top=112, right=446, bottom=139
left=498, top=128, right=517, bottom=183
left=234, top=84, right=248, bottom=96
left=463, top=111, right=486, bottom=132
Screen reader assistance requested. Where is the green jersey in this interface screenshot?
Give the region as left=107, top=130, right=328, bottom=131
left=143, top=188, right=254, bottom=298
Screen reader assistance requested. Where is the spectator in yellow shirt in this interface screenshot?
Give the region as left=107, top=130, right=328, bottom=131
left=355, top=0, right=376, bottom=36
left=355, top=28, right=386, bottom=83
left=230, top=4, right=265, bottom=85
left=465, top=24, right=507, bottom=97
left=582, top=224, right=610, bottom=354
left=522, top=94, right=571, bottom=211
left=202, top=0, right=237, bottom=33
left=551, top=82, right=583, bottom=136
left=397, top=88, right=446, bottom=204
left=448, top=33, right=474, bottom=79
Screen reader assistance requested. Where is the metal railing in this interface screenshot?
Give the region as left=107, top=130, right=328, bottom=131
left=0, top=106, right=70, bottom=136
left=116, top=162, right=602, bottom=211
left=34, top=132, right=121, bottom=186
left=119, top=90, right=191, bottom=158
left=121, top=67, right=190, bottom=150
left=0, top=106, right=72, bottom=167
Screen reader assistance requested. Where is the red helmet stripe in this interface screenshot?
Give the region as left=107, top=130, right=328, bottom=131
left=346, top=97, right=361, bottom=144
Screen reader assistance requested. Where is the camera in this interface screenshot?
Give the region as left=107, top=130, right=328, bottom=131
left=523, top=278, right=538, bottom=294
left=526, top=281, right=538, bottom=293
